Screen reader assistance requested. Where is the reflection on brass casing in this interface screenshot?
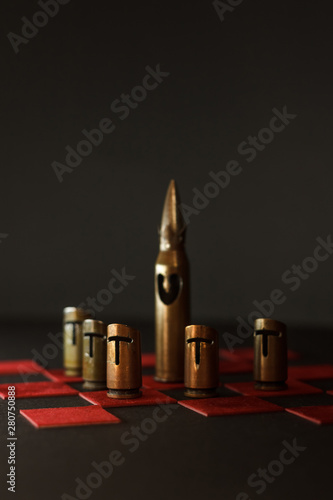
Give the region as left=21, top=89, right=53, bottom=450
left=63, top=307, right=92, bottom=376
left=107, top=324, right=142, bottom=399
left=184, top=325, right=219, bottom=398
left=155, top=180, right=190, bottom=382
left=82, top=319, right=107, bottom=390
left=253, top=318, right=287, bottom=391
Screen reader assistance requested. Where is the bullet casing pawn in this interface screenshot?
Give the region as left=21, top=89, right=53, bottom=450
left=184, top=325, right=219, bottom=398
left=253, top=318, right=288, bottom=391
left=82, top=319, right=107, bottom=390
left=107, top=324, right=142, bottom=399
left=63, top=307, right=92, bottom=376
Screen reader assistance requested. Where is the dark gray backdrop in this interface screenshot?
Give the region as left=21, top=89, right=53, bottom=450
left=1, top=0, right=332, bottom=330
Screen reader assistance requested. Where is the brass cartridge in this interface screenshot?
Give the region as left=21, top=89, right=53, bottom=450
left=107, top=324, right=142, bottom=399
left=253, top=318, right=287, bottom=390
left=63, top=307, right=91, bottom=376
left=82, top=319, right=107, bottom=390
left=184, top=325, right=219, bottom=398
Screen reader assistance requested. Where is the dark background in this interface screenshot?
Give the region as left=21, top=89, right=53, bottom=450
left=1, top=1, right=333, bottom=327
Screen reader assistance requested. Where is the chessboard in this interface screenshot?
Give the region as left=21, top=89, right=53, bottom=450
left=0, top=322, right=332, bottom=500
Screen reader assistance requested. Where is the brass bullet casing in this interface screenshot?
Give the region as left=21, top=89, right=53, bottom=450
left=63, top=307, right=92, bottom=376
left=155, top=180, right=190, bottom=382
left=107, top=324, right=142, bottom=399
left=184, top=325, right=219, bottom=398
left=82, top=319, right=107, bottom=390
left=253, top=318, right=288, bottom=391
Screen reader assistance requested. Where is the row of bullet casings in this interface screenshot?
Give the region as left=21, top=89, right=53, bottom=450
left=63, top=307, right=221, bottom=398
left=63, top=307, right=141, bottom=398
left=185, top=319, right=288, bottom=395
left=63, top=307, right=288, bottom=398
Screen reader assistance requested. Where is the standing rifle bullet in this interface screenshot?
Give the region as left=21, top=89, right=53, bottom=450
left=155, top=180, right=190, bottom=382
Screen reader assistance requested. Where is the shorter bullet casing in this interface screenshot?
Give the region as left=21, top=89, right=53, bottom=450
left=107, top=324, right=142, bottom=399
left=63, top=307, right=92, bottom=376
left=253, top=318, right=287, bottom=391
left=82, top=319, right=107, bottom=390
left=184, top=325, right=219, bottom=398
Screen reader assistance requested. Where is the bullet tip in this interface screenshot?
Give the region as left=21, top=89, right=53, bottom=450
left=159, top=180, right=186, bottom=250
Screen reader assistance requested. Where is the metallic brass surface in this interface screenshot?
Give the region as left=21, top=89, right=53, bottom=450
left=155, top=180, right=190, bottom=382
left=184, top=325, right=219, bottom=398
left=82, top=319, right=107, bottom=390
left=63, top=307, right=92, bottom=376
left=107, top=324, right=142, bottom=399
left=253, top=318, right=287, bottom=391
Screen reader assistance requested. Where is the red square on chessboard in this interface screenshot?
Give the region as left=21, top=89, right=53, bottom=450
left=42, top=369, right=83, bottom=383
left=142, top=353, right=155, bottom=368
left=179, top=396, right=283, bottom=417
left=20, top=405, right=120, bottom=428
left=225, top=379, right=322, bottom=398
left=219, top=360, right=252, bottom=374
left=286, top=405, right=333, bottom=425
left=288, top=365, right=333, bottom=380
left=79, top=388, right=177, bottom=408
left=142, top=375, right=184, bottom=390
left=0, top=359, right=43, bottom=375
left=0, top=381, right=78, bottom=399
